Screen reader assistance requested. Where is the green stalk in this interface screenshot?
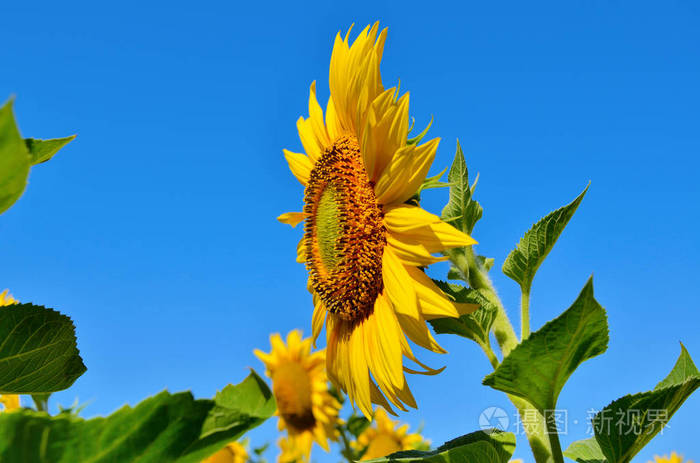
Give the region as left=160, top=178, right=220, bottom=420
left=521, top=289, right=531, bottom=340
left=544, top=410, right=565, bottom=463
left=455, top=246, right=555, bottom=463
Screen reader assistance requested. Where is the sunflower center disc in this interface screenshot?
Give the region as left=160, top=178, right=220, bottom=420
left=272, top=361, right=316, bottom=432
left=304, top=135, right=386, bottom=323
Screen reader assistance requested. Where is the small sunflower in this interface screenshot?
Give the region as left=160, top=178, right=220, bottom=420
left=203, top=441, right=249, bottom=463
left=650, top=452, right=693, bottom=463
left=277, top=435, right=306, bottom=463
left=352, top=408, right=429, bottom=460
left=0, top=395, right=20, bottom=412
left=278, top=23, right=477, bottom=416
left=0, top=290, right=21, bottom=413
left=0, top=289, right=17, bottom=306
left=254, top=330, right=341, bottom=463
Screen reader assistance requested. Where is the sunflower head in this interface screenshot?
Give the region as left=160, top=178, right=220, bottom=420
left=203, top=441, right=249, bottom=463
left=0, top=289, right=17, bottom=306
left=352, top=408, right=429, bottom=460
left=0, top=395, right=20, bottom=413
left=278, top=23, right=478, bottom=417
left=650, top=452, right=693, bottom=463
left=254, top=330, right=341, bottom=461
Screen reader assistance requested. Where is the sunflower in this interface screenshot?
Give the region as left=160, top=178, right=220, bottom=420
left=0, top=290, right=21, bottom=413
left=254, top=330, right=341, bottom=463
left=0, top=395, right=20, bottom=412
left=0, top=289, right=17, bottom=306
left=278, top=23, right=477, bottom=416
left=352, top=408, right=429, bottom=460
left=203, top=441, right=249, bottom=463
left=650, top=452, right=693, bottom=463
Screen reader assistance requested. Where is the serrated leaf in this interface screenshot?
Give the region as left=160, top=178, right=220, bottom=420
left=200, top=370, right=276, bottom=437
left=25, top=135, right=75, bottom=165
left=0, top=303, right=86, bottom=394
left=502, top=184, right=588, bottom=293
left=428, top=282, right=498, bottom=346
left=564, top=438, right=606, bottom=463
left=591, top=345, right=700, bottom=463
left=483, top=277, right=608, bottom=412
left=365, top=429, right=515, bottom=463
left=441, top=140, right=482, bottom=235
left=0, top=99, right=31, bottom=215
left=0, top=370, right=275, bottom=463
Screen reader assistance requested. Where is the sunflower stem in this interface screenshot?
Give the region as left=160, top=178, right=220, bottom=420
left=521, top=289, right=531, bottom=340
left=337, top=425, right=356, bottom=463
left=544, top=410, right=565, bottom=463
left=453, top=245, right=555, bottom=463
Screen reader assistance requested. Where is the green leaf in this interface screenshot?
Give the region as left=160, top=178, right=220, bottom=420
left=346, top=414, right=371, bottom=438
left=441, top=140, right=482, bottom=235
left=564, top=438, right=606, bottom=463
left=502, top=184, right=589, bottom=293
left=25, top=135, right=75, bottom=165
left=365, top=429, right=515, bottom=463
left=0, top=98, right=75, bottom=215
left=591, top=344, right=700, bottom=463
left=0, top=99, right=31, bottom=215
left=0, top=370, right=275, bottom=463
left=428, top=282, right=498, bottom=346
left=483, top=277, right=608, bottom=412
left=0, top=303, right=86, bottom=394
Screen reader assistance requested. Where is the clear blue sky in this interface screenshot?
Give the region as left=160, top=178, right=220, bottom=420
left=1, top=1, right=698, bottom=461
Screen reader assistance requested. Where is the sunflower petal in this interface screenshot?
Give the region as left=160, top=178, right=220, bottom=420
left=283, top=149, right=313, bottom=186
left=374, top=138, right=440, bottom=206
left=278, top=212, right=310, bottom=228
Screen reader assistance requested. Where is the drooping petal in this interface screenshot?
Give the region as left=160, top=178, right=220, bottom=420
left=381, top=249, right=419, bottom=320
left=374, top=138, right=440, bottom=206
left=278, top=212, right=310, bottom=228
left=283, top=149, right=313, bottom=186
left=384, top=204, right=477, bottom=253
left=405, top=266, right=479, bottom=320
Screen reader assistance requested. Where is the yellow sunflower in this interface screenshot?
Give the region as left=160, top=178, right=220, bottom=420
left=203, top=441, right=249, bottom=463
left=278, top=23, right=477, bottom=416
left=650, top=452, right=693, bottom=463
left=277, top=434, right=306, bottom=463
left=0, top=289, right=17, bottom=306
left=0, top=395, right=20, bottom=412
left=254, top=330, right=341, bottom=463
left=352, top=408, right=429, bottom=460
left=0, top=290, right=21, bottom=413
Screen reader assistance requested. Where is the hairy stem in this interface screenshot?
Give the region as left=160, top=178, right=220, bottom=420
left=544, top=410, right=565, bottom=463
left=454, top=246, right=555, bottom=463
left=521, top=289, right=531, bottom=340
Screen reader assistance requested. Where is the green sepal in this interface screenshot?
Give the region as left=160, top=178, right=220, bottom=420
left=441, top=140, right=483, bottom=235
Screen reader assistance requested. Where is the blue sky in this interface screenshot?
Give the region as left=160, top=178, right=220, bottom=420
left=1, top=1, right=699, bottom=461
